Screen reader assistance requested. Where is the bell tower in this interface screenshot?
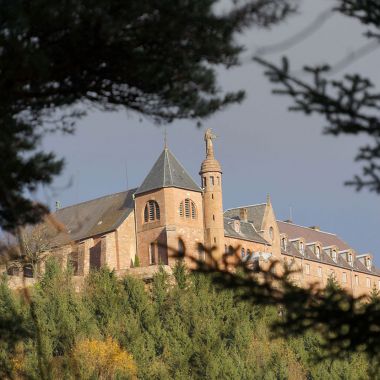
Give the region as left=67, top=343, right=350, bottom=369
left=200, top=129, right=224, bottom=260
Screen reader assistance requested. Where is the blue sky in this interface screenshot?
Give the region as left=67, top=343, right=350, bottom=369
left=39, top=1, right=380, bottom=264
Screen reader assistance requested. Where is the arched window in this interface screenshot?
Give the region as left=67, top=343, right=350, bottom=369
left=348, top=253, right=353, bottom=266
left=315, top=246, right=321, bottom=259
left=144, top=200, right=160, bottom=222
left=179, top=199, right=197, bottom=219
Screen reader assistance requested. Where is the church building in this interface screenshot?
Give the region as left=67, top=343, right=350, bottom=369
left=8, top=130, right=380, bottom=295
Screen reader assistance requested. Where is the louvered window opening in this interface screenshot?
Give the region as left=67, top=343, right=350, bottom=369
left=144, top=201, right=160, bottom=222
left=179, top=199, right=197, bottom=219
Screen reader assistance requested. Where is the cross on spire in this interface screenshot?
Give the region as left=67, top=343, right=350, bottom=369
left=164, top=128, right=168, bottom=149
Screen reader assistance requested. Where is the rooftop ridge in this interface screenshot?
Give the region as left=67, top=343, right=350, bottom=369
left=224, top=203, right=266, bottom=212
left=54, top=188, right=137, bottom=213
left=277, top=220, right=337, bottom=236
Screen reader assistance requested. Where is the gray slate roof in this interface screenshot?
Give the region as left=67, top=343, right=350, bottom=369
left=224, top=217, right=269, bottom=245
left=51, top=189, right=136, bottom=245
left=224, top=204, right=267, bottom=231
left=135, top=148, right=201, bottom=195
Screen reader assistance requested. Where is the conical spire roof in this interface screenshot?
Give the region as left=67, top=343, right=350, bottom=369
left=135, top=148, right=201, bottom=195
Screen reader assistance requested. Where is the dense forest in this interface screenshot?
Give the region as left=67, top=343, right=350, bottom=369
left=0, top=260, right=374, bottom=379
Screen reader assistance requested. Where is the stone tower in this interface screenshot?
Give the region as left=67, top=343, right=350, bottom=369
left=134, top=146, right=203, bottom=266
left=200, top=129, right=224, bottom=260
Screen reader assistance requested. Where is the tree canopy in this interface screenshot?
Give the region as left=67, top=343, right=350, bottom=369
left=0, top=260, right=375, bottom=379
left=0, top=0, right=296, bottom=231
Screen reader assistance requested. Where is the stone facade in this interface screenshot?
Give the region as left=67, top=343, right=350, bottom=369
left=6, top=129, right=380, bottom=295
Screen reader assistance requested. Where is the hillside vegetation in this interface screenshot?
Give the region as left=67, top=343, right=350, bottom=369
left=0, top=260, right=372, bottom=379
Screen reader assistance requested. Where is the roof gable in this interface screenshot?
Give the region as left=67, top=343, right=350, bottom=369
left=135, top=148, right=201, bottom=195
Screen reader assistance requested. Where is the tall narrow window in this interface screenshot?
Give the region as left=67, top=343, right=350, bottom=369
left=315, top=246, right=321, bottom=259
left=348, top=253, right=353, bottom=266
left=366, top=277, right=371, bottom=288
left=198, top=245, right=205, bottom=262
left=241, top=248, right=245, bottom=258
left=269, top=227, right=274, bottom=241
left=317, top=267, right=322, bottom=277
left=332, top=250, right=337, bottom=262
left=144, top=200, right=160, bottom=222
left=178, top=239, right=185, bottom=258
left=210, top=176, right=215, bottom=186
left=149, top=243, right=156, bottom=265
left=179, top=199, right=197, bottom=219
left=305, top=263, right=310, bottom=275
left=203, top=177, right=207, bottom=187
left=342, top=272, right=347, bottom=283
left=191, top=202, right=196, bottom=219
left=355, top=275, right=359, bottom=286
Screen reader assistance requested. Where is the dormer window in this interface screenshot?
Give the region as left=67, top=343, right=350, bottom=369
left=366, top=258, right=372, bottom=271
left=315, top=246, right=321, bottom=259
left=233, top=220, right=241, bottom=233
left=348, top=253, right=353, bottom=266
left=299, top=241, right=304, bottom=255
left=144, top=200, right=160, bottom=222
left=332, top=250, right=337, bottom=262
left=281, top=237, right=287, bottom=251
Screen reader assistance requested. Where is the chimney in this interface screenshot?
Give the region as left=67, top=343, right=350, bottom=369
left=284, top=219, right=293, bottom=224
left=309, top=226, right=320, bottom=231
left=239, top=208, right=248, bottom=222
